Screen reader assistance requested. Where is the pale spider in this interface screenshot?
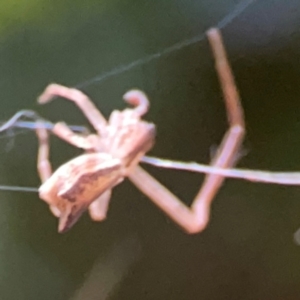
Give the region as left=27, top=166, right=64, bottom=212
left=35, top=28, right=244, bottom=233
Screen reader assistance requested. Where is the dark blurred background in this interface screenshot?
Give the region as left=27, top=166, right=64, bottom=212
left=0, top=0, right=300, bottom=299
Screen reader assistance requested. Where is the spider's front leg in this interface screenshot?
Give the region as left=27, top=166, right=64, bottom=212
left=38, top=83, right=107, bottom=136
left=37, top=83, right=108, bottom=151
left=129, top=28, right=245, bottom=234
left=51, top=122, right=100, bottom=151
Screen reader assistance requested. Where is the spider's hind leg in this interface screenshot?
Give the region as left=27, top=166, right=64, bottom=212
left=129, top=28, right=245, bottom=234
left=189, top=28, right=245, bottom=218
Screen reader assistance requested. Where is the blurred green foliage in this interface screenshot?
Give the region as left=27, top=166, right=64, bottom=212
left=0, top=0, right=109, bottom=35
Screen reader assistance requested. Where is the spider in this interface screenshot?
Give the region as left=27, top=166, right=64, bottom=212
left=35, top=28, right=244, bottom=233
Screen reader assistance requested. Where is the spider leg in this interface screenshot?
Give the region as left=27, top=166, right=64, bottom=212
left=123, top=90, right=149, bottom=117
left=51, top=122, right=98, bottom=150
left=129, top=28, right=245, bottom=234
left=88, top=189, right=112, bottom=221
left=38, top=83, right=107, bottom=136
left=35, top=123, right=62, bottom=217
left=36, top=123, right=52, bottom=183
